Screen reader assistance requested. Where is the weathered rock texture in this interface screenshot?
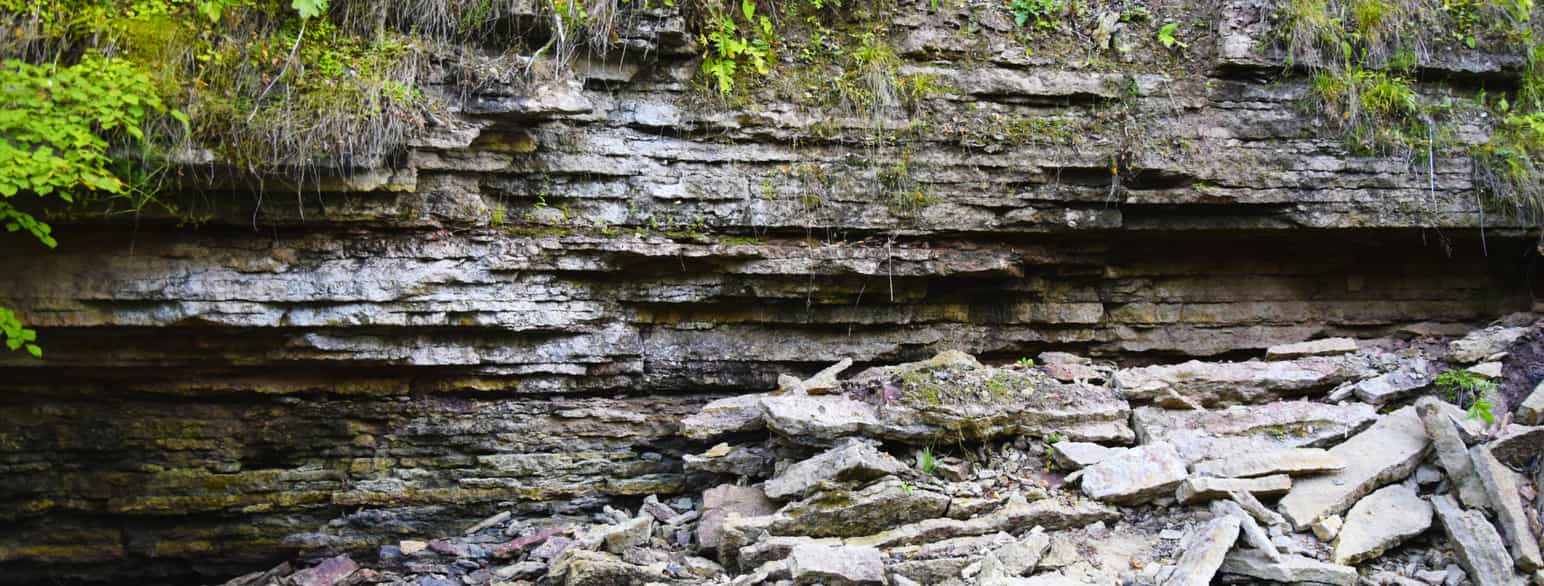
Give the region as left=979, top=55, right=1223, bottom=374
left=0, top=0, right=1538, bottom=582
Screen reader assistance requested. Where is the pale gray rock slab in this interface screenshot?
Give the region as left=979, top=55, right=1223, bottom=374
left=1080, top=443, right=1189, bottom=504
left=1191, top=448, right=1344, bottom=478
left=1115, top=355, right=1376, bottom=408
left=1332, top=484, right=1432, bottom=565
left=762, top=439, right=908, bottom=500
left=1133, top=401, right=1378, bottom=463
left=1449, top=325, right=1530, bottom=363
left=1049, top=442, right=1124, bottom=470
left=1431, top=494, right=1528, bottom=586
left=1164, top=515, right=1242, bottom=586
left=1469, top=361, right=1505, bottom=378
left=1177, top=474, right=1291, bottom=504
left=788, top=543, right=885, bottom=586
left=760, top=395, right=881, bottom=442
left=601, top=516, right=653, bottom=554
left=1211, top=500, right=1279, bottom=562
left=1471, top=445, right=1543, bottom=571
left=1517, top=380, right=1544, bottom=425
left=1353, top=359, right=1435, bottom=405
left=1229, top=490, right=1288, bottom=529
left=1220, top=549, right=1358, bottom=586
left=772, top=478, right=950, bottom=538
left=681, top=394, right=766, bottom=440
left=737, top=536, right=838, bottom=571
left=845, top=495, right=1118, bottom=550
left=1278, top=406, right=1430, bottom=530
left=1265, top=338, right=1359, bottom=359
left=1417, top=397, right=1491, bottom=509
left=683, top=443, right=776, bottom=478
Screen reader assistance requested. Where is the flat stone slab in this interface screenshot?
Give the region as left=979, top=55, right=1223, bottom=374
left=699, top=484, right=776, bottom=549
left=1449, top=325, right=1530, bottom=363
left=1489, top=425, right=1544, bottom=470
left=763, top=439, right=908, bottom=500
left=1191, top=448, right=1344, bottom=478
left=1333, top=484, right=1432, bottom=565
left=1221, top=550, right=1358, bottom=586
left=1517, top=380, right=1544, bottom=425
left=1049, top=442, right=1125, bottom=470
left=788, top=543, right=884, bottom=586
left=1133, top=401, right=1378, bottom=463
left=773, top=478, right=949, bottom=538
left=1277, top=406, right=1430, bottom=530
left=1431, top=494, right=1528, bottom=586
left=1418, top=397, right=1490, bottom=509
left=1177, top=474, right=1291, bottom=504
left=1165, top=516, right=1242, bottom=586
left=1080, top=443, right=1188, bottom=504
left=1115, top=355, right=1375, bottom=408
left=845, top=495, right=1118, bottom=550
left=681, top=394, right=766, bottom=440
left=1472, top=445, right=1542, bottom=571
left=1353, top=359, right=1434, bottom=405
left=1266, top=338, right=1359, bottom=359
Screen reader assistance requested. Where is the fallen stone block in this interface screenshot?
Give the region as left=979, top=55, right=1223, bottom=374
left=1191, top=448, right=1344, bottom=478
left=772, top=478, right=949, bottom=538
left=683, top=443, right=776, bottom=478
left=699, top=484, right=776, bottom=549
left=1278, top=406, right=1430, bottom=530
left=1353, top=359, right=1434, bottom=406
left=1220, top=550, right=1358, bottom=586
left=1312, top=515, right=1342, bottom=541
left=1133, top=401, right=1377, bottom=463
left=1417, top=397, right=1490, bottom=509
left=1266, top=338, right=1359, bottom=359
left=1471, top=445, right=1543, bottom=571
left=763, top=439, right=908, bottom=500
left=788, top=543, right=885, bottom=586
left=1332, top=484, right=1432, bottom=565
left=1431, top=494, right=1527, bottom=586
left=1230, top=490, right=1288, bottom=529
left=1080, top=442, right=1188, bottom=504
left=601, top=516, right=653, bottom=554
left=1176, top=474, right=1291, bottom=504
left=1517, top=380, right=1544, bottom=425
left=1049, top=441, right=1125, bottom=470
left=845, top=495, right=1118, bottom=550
left=681, top=394, right=766, bottom=440
left=1211, top=499, right=1279, bottom=562
left=1468, top=361, right=1504, bottom=378
left=1449, top=325, right=1530, bottom=364
left=1165, top=516, right=1242, bottom=586
left=1488, top=425, right=1544, bottom=470
left=1116, top=355, right=1375, bottom=408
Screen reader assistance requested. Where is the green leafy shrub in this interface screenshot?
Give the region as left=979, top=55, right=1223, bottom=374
left=1008, top=0, right=1064, bottom=29
left=699, top=0, right=775, bottom=94
left=1434, top=368, right=1498, bottom=423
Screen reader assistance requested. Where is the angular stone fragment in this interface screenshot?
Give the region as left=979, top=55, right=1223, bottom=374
left=1211, top=499, right=1279, bottom=562
left=773, top=478, right=949, bottom=538
left=1449, top=325, right=1531, bottom=363
left=1191, top=448, right=1344, bottom=478
left=1353, top=359, right=1434, bottom=405
left=760, top=395, right=880, bottom=442
left=1471, top=445, right=1543, bottom=571
left=788, top=543, right=884, bottom=586
left=1332, top=484, right=1432, bottom=565
left=287, top=555, right=357, bottom=586
left=1488, top=425, right=1544, bottom=469
left=681, top=394, right=766, bottom=440
left=1049, top=441, right=1125, bottom=470
left=699, top=484, right=776, bottom=549
left=1312, top=515, right=1342, bottom=541
left=845, top=495, right=1118, bottom=549
left=763, top=439, right=908, bottom=500
left=601, top=516, right=653, bottom=554
left=1517, top=380, right=1544, bottom=425
left=550, top=550, right=661, bottom=586
left=1469, top=361, right=1504, bottom=378
left=1080, top=443, right=1188, bottom=504
left=1177, top=474, right=1291, bottom=504
left=1220, top=550, right=1358, bottom=586
left=1116, top=355, right=1375, bottom=408
left=1165, top=516, right=1242, bottom=586
left=1266, top=338, right=1359, bottom=359
left=737, top=536, right=837, bottom=570
left=683, top=443, right=776, bottom=478
left=1133, top=401, right=1378, bottom=463
left=1229, top=491, right=1288, bottom=528
left=1417, top=397, right=1491, bottom=509
left=1278, top=406, right=1430, bottom=529
left=1430, top=494, right=1528, bottom=586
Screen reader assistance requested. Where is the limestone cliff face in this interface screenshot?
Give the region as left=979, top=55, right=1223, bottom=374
left=0, top=0, right=1536, bottom=582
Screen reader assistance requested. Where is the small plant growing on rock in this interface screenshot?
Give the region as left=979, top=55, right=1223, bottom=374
left=1157, top=22, right=1187, bottom=49
left=1435, top=368, right=1498, bottom=424
left=916, top=447, right=938, bottom=476
left=1016, top=357, right=1036, bottom=368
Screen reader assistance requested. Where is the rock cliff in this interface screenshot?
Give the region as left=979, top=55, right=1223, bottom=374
left=0, top=0, right=1538, bottom=582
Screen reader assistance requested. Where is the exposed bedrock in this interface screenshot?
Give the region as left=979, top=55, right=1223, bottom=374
left=1, top=0, right=1542, bottom=582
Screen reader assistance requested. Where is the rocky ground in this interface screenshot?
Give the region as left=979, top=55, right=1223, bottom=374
left=223, top=314, right=1544, bottom=586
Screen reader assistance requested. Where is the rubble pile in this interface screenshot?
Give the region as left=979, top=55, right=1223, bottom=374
left=225, top=314, right=1544, bottom=586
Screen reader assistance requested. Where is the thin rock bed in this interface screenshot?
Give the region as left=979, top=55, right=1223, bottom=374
left=225, top=314, right=1544, bottom=586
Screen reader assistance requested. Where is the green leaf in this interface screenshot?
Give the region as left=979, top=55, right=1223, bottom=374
left=292, top=0, right=328, bottom=20
left=25, top=343, right=40, bottom=358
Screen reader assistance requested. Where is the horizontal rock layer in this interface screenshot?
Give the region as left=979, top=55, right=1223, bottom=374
left=0, top=0, right=1539, bottom=583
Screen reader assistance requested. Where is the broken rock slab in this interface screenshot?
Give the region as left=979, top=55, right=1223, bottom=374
left=1471, top=445, right=1543, bottom=571
left=1332, top=484, right=1432, bottom=565
left=845, top=495, right=1118, bottom=550
left=1115, top=355, right=1375, bottom=408
left=1220, top=550, right=1358, bottom=586
left=1449, top=325, right=1531, bottom=364
left=1488, top=425, right=1544, bottom=470
left=1165, top=515, right=1242, bottom=586
left=1191, top=448, right=1344, bottom=478
left=1418, top=397, right=1490, bottom=509
left=1431, top=494, right=1528, bottom=586
left=1266, top=338, right=1359, bottom=359
left=1353, top=358, right=1434, bottom=406
left=1211, top=499, right=1279, bottom=562
left=683, top=443, right=776, bottom=478
left=1177, top=474, right=1291, bottom=504
left=681, top=394, right=766, bottom=440
left=699, top=484, right=777, bottom=549
left=1080, top=442, right=1188, bottom=504
left=763, top=439, right=908, bottom=500
left=1278, top=405, right=1430, bottom=530
left=1133, top=401, right=1378, bottom=463
left=772, top=478, right=950, bottom=538
left=1049, top=442, right=1125, bottom=470
left=787, top=543, right=884, bottom=586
